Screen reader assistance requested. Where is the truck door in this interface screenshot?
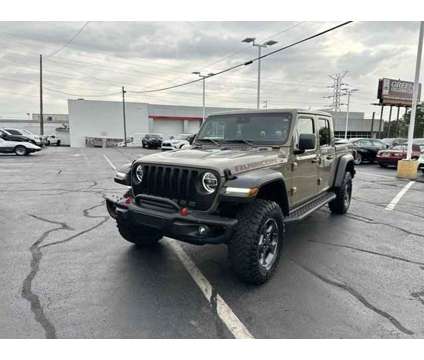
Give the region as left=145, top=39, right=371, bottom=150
left=290, top=116, right=319, bottom=206
left=317, top=117, right=336, bottom=192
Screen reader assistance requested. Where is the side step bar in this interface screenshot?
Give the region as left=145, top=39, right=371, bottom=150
left=285, top=192, right=336, bottom=224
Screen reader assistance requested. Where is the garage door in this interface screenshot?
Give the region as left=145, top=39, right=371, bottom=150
left=153, top=119, right=184, bottom=139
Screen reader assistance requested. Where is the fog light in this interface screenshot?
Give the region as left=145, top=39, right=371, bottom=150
left=198, top=225, right=209, bottom=235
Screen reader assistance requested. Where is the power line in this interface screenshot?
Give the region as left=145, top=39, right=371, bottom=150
left=46, top=22, right=90, bottom=58
left=128, top=21, right=353, bottom=95
left=44, top=87, right=121, bottom=98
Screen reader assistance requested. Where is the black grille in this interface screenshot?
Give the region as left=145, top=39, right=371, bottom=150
left=132, top=164, right=218, bottom=211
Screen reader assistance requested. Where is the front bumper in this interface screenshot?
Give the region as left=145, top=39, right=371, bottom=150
left=105, top=193, right=237, bottom=245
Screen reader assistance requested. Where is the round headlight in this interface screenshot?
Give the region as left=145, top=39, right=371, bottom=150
left=134, top=165, right=143, bottom=183
left=201, top=172, right=218, bottom=194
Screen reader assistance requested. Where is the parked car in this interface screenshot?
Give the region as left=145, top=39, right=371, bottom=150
left=418, top=151, right=424, bottom=174
left=44, top=134, right=61, bottom=146
left=376, top=144, right=422, bottom=168
left=381, top=138, right=407, bottom=147
left=105, top=109, right=355, bottom=284
left=142, top=133, right=163, bottom=149
left=349, top=138, right=388, bottom=165
left=0, top=128, right=39, bottom=145
left=0, top=137, right=41, bottom=156
left=161, top=133, right=193, bottom=151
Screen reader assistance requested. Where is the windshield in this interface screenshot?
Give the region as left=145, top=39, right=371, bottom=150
left=5, top=129, right=22, bottom=135
left=196, top=112, right=292, bottom=145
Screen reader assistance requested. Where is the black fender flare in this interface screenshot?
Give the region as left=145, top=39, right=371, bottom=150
left=333, top=153, right=355, bottom=188
left=223, top=168, right=290, bottom=215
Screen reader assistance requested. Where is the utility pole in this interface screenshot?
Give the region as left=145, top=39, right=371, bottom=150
left=242, top=37, right=278, bottom=109
left=122, top=86, right=127, bottom=147
left=407, top=21, right=423, bottom=159
left=39, top=54, right=44, bottom=136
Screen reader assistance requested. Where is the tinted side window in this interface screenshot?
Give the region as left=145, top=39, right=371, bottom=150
left=5, top=129, right=21, bottom=135
left=318, top=118, right=331, bottom=146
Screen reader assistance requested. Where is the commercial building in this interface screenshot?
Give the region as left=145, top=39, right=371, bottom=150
left=326, top=111, right=383, bottom=138
left=68, top=99, right=240, bottom=147
left=67, top=99, right=384, bottom=147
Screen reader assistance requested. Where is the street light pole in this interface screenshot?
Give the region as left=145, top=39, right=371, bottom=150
left=122, top=86, right=127, bottom=147
left=242, top=37, right=278, bottom=110
left=406, top=21, right=424, bottom=160
left=39, top=54, right=44, bottom=136
left=342, top=88, right=358, bottom=139
left=192, top=72, right=214, bottom=124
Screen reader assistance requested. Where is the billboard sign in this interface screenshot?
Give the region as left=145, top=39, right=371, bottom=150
left=377, top=78, right=421, bottom=106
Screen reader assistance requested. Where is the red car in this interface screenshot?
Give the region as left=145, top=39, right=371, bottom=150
left=376, top=144, right=422, bottom=168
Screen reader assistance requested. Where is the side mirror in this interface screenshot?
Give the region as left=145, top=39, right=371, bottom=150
left=295, top=134, right=316, bottom=153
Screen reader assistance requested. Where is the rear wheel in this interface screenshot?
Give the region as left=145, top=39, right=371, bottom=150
left=379, top=162, right=388, bottom=168
left=116, top=217, right=162, bottom=247
left=15, top=145, right=27, bottom=156
left=56, top=140, right=61, bottom=146
left=228, top=199, right=284, bottom=285
left=329, top=172, right=352, bottom=214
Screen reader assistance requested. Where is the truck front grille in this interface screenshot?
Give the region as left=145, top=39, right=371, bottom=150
left=132, top=164, right=217, bottom=211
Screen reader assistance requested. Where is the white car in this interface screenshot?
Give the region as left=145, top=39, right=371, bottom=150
left=2, top=128, right=43, bottom=146
left=161, top=134, right=193, bottom=151
left=44, top=134, right=62, bottom=146
left=0, top=137, right=41, bottom=156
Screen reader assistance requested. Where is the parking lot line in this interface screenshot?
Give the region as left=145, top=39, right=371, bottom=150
left=103, top=154, right=117, bottom=171
left=169, top=240, right=254, bottom=339
left=102, top=151, right=253, bottom=339
left=385, top=181, right=415, bottom=211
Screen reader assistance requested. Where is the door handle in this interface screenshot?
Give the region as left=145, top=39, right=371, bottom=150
left=326, top=155, right=334, bottom=160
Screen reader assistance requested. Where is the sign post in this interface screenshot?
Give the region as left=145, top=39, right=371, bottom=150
left=397, top=21, right=424, bottom=180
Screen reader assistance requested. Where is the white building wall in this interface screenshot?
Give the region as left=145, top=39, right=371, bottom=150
left=68, top=99, right=149, bottom=147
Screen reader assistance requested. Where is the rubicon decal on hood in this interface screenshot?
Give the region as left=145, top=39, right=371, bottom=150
left=232, top=158, right=287, bottom=174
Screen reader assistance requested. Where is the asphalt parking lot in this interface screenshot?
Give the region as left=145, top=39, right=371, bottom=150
left=1, top=147, right=423, bottom=339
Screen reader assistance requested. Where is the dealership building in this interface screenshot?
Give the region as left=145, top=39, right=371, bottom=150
left=68, top=99, right=240, bottom=147
left=67, top=99, right=384, bottom=147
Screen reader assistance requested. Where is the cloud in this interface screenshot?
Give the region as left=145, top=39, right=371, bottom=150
left=0, top=21, right=422, bottom=119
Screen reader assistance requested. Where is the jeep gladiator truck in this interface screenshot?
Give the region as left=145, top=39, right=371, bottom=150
left=105, top=109, right=355, bottom=284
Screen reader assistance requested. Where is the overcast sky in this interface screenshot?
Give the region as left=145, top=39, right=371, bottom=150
left=0, top=21, right=422, bottom=119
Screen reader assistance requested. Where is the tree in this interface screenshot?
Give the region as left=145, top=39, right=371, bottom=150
left=403, top=103, right=424, bottom=138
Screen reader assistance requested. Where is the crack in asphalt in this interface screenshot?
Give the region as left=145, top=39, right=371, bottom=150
left=345, top=213, right=424, bottom=239
left=308, top=239, right=424, bottom=266
left=291, top=259, right=415, bottom=336
left=21, top=215, right=73, bottom=339
left=21, top=201, right=109, bottom=338
left=411, top=291, right=424, bottom=306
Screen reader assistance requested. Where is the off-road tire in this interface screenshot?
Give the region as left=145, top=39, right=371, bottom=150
left=329, top=171, right=352, bottom=215
left=379, top=162, right=388, bottom=168
left=15, top=145, right=27, bottom=156
left=228, top=199, right=284, bottom=285
left=117, top=217, right=162, bottom=247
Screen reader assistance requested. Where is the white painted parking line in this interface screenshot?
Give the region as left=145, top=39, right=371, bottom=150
left=103, top=152, right=253, bottom=339
left=169, top=240, right=254, bottom=339
left=358, top=171, right=395, bottom=180
left=103, top=154, right=117, bottom=171
left=385, top=181, right=415, bottom=211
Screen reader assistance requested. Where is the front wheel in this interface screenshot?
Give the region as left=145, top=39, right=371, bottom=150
left=354, top=152, right=362, bottom=165
left=117, top=217, right=162, bottom=247
left=228, top=199, right=284, bottom=285
left=329, top=172, right=352, bottom=215
left=15, top=145, right=27, bottom=156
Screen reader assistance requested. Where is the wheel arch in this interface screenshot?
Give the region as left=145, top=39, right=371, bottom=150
left=334, top=154, right=355, bottom=188
left=223, top=168, right=290, bottom=216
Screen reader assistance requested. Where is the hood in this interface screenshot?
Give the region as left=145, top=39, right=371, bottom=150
left=138, top=147, right=289, bottom=175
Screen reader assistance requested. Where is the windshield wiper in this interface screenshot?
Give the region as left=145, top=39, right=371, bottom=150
left=223, top=139, right=256, bottom=146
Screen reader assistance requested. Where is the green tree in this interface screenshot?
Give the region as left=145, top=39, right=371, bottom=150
left=403, top=103, right=424, bottom=138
